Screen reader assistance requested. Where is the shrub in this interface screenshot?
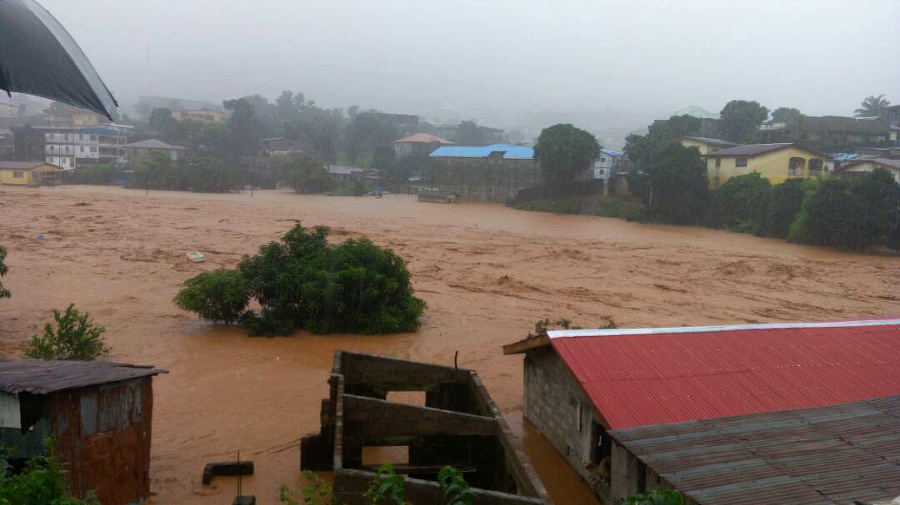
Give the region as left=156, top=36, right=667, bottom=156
left=128, top=153, right=239, bottom=193
left=438, top=466, right=476, bottom=505
left=0, top=440, right=100, bottom=505
left=279, top=472, right=335, bottom=505
left=706, top=172, right=772, bottom=232
left=176, top=224, right=425, bottom=336
left=282, top=155, right=333, bottom=194
left=364, top=464, right=408, bottom=505
left=759, top=178, right=805, bottom=238
left=25, top=304, right=109, bottom=361
left=623, top=488, right=685, bottom=505
left=174, top=270, right=250, bottom=324
left=67, top=164, right=121, bottom=185
left=0, top=246, right=9, bottom=299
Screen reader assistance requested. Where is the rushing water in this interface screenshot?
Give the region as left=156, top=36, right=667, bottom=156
left=1, top=185, right=898, bottom=503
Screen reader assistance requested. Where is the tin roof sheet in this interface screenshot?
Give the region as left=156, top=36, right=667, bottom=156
left=548, top=320, right=900, bottom=429
left=0, top=360, right=167, bottom=395
left=610, top=395, right=900, bottom=505
left=429, top=144, right=534, bottom=160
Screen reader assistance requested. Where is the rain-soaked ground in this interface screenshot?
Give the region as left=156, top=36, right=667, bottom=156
left=1, top=185, right=898, bottom=504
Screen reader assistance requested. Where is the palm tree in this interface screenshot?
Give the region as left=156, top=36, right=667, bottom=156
left=854, top=95, right=891, bottom=118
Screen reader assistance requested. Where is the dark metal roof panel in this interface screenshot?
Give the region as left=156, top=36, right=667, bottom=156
left=0, top=360, right=167, bottom=395
left=611, top=395, right=900, bottom=505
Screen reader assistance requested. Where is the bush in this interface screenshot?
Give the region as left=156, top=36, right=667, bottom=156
left=176, top=224, right=425, bottom=336
left=0, top=246, right=9, bottom=299
left=623, top=488, right=685, bottom=505
left=0, top=440, right=100, bottom=505
left=788, top=171, right=900, bottom=250
left=128, top=153, right=239, bottom=193
left=759, top=178, right=805, bottom=238
left=282, top=155, right=333, bottom=194
left=25, top=304, right=109, bottom=361
left=174, top=270, right=250, bottom=324
left=67, top=164, right=121, bottom=185
left=706, top=172, right=771, bottom=232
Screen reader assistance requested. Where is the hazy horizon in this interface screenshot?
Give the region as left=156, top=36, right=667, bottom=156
left=28, top=0, right=900, bottom=131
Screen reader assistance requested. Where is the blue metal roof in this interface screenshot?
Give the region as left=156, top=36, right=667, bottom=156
left=600, top=148, right=624, bottom=157
left=429, top=144, right=534, bottom=160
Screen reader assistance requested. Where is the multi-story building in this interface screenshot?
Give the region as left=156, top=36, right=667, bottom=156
left=12, top=123, right=132, bottom=170
left=428, top=144, right=542, bottom=203
left=704, top=143, right=829, bottom=187
left=591, top=148, right=627, bottom=181
left=759, top=115, right=891, bottom=151
left=171, top=108, right=228, bottom=123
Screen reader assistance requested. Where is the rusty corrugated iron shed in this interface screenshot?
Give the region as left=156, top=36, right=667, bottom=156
left=610, top=395, right=900, bottom=505
left=0, top=360, right=167, bottom=394
left=546, top=319, right=900, bottom=429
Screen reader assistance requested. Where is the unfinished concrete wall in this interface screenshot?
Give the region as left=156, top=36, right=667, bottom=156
left=302, top=351, right=552, bottom=504
left=523, top=347, right=611, bottom=504
left=429, top=157, right=542, bottom=203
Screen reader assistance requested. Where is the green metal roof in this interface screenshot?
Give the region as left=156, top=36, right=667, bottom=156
left=661, top=105, right=720, bottom=120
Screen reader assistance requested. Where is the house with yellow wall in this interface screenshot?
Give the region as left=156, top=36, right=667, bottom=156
left=838, top=158, right=900, bottom=184
left=0, top=161, right=62, bottom=186
left=704, top=143, right=829, bottom=187
left=680, top=136, right=738, bottom=155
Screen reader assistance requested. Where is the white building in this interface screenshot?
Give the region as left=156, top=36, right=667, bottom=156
left=41, top=124, right=132, bottom=170
left=591, top=148, right=626, bottom=180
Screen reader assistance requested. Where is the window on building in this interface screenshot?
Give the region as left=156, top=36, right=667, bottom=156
left=90, top=147, right=97, bottom=153
left=715, top=157, right=721, bottom=168
left=713, top=176, right=720, bottom=188
left=577, top=403, right=583, bottom=432
left=600, top=158, right=606, bottom=163
left=91, top=135, right=98, bottom=141
left=13, top=171, right=24, bottom=179
left=735, top=157, right=749, bottom=167
left=589, top=421, right=612, bottom=468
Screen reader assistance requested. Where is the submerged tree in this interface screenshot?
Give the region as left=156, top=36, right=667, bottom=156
left=25, top=304, right=110, bottom=361
left=175, top=224, right=425, bottom=336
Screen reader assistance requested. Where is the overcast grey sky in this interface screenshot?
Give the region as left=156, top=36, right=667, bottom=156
left=40, top=0, right=900, bottom=127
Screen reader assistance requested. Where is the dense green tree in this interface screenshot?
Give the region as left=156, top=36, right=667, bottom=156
left=174, top=270, right=250, bottom=324
left=624, top=115, right=701, bottom=167
left=534, top=124, right=601, bottom=187
left=0, top=245, right=9, bottom=299
left=628, top=143, right=708, bottom=224
left=854, top=94, right=891, bottom=118
left=720, top=100, right=769, bottom=143
left=176, top=224, right=425, bottom=336
left=454, top=120, right=486, bottom=145
left=706, top=172, right=772, bottom=232
left=282, top=155, right=333, bottom=194
left=345, top=112, right=397, bottom=165
left=760, top=178, right=805, bottom=238
left=770, top=107, right=802, bottom=123
left=148, top=107, right=175, bottom=134
left=25, top=304, right=109, bottom=361
left=224, top=98, right=263, bottom=159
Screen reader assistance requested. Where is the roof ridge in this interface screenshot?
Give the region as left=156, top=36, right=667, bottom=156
left=548, top=318, right=900, bottom=339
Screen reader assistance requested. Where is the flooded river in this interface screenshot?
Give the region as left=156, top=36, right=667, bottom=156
left=1, top=185, right=898, bottom=504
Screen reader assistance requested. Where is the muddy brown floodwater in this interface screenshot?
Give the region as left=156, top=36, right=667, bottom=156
left=1, top=185, right=899, bottom=504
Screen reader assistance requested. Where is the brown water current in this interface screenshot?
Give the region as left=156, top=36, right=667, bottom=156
left=1, top=185, right=898, bottom=504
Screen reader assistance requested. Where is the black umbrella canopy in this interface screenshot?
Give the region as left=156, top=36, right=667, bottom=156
left=0, top=0, right=118, bottom=120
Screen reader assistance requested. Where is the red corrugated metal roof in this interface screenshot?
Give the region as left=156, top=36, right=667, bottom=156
left=549, top=320, right=900, bottom=429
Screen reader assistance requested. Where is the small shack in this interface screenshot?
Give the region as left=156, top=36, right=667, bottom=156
left=417, top=189, right=458, bottom=203
left=0, top=161, right=62, bottom=186
left=301, top=351, right=552, bottom=504
left=503, top=319, right=900, bottom=504
left=0, top=360, right=166, bottom=504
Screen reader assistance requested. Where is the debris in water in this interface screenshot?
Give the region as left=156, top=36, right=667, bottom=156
left=186, top=252, right=206, bottom=263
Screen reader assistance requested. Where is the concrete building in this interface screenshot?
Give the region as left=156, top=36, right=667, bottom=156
left=704, top=143, right=829, bottom=187
left=503, top=319, right=900, bottom=505
left=0, top=102, right=20, bottom=119
left=0, top=161, right=62, bottom=186
left=0, top=360, right=166, bottom=505
left=301, top=351, right=551, bottom=504
left=171, top=108, right=227, bottom=123
left=759, top=114, right=892, bottom=151
left=126, top=139, right=186, bottom=162
left=13, top=123, right=131, bottom=170
left=393, top=133, right=454, bottom=159
left=838, top=157, right=900, bottom=183
left=612, top=395, right=900, bottom=505
left=679, top=136, right=738, bottom=155
left=428, top=144, right=542, bottom=203
left=591, top=148, right=626, bottom=181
